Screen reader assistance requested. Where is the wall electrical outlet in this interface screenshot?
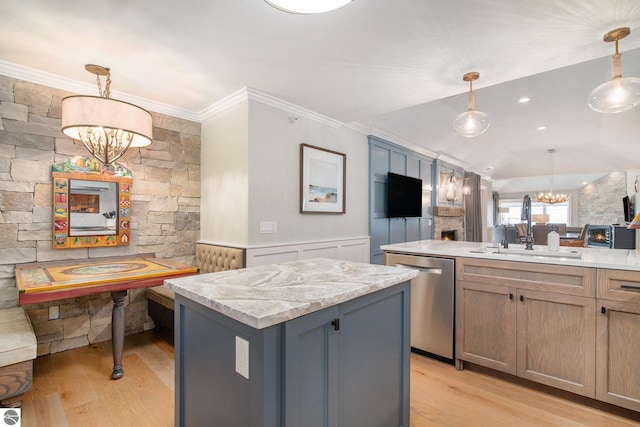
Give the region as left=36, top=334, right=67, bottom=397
left=235, top=336, right=249, bottom=379
left=259, top=221, right=277, bottom=234
left=49, top=306, right=59, bottom=320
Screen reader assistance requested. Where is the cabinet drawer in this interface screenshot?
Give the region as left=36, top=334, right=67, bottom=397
left=456, top=257, right=596, bottom=297
left=597, top=269, right=640, bottom=303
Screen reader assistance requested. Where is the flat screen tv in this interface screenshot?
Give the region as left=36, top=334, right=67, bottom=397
left=623, top=195, right=634, bottom=223
left=387, top=172, right=422, bottom=218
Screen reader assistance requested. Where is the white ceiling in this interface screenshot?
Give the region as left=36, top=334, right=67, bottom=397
left=1, top=0, right=640, bottom=192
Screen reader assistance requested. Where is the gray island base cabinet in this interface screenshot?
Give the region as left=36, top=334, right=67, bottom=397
left=171, top=259, right=413, bottom=427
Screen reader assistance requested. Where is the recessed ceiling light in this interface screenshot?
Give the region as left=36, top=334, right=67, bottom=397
left=537, top=126, right=547, bottom=131
left=519, top=97, right=530, bottom=103
left=265, top=0, right=352, bottom=13
left=582, top=181, right=588, bottom=185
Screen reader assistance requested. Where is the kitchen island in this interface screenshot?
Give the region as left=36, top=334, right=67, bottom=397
left=165, top=258, right=417, bottom=427
left=382, top=240, right=640, bottom=413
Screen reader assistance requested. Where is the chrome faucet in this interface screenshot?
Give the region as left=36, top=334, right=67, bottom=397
left=521, top=195, right=534, bottom=250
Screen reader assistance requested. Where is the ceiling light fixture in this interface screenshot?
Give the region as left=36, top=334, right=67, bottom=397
left=518, top=97, right=530, bottom=103
left=588, top=27, right=640, bottom=113
left=264, top=0, right=352, bottom=14
left=61, top=64, right=153, bottom=165
left=535, top=149, right=569, bottom=204
left=453, top=71, right=490, bottom=138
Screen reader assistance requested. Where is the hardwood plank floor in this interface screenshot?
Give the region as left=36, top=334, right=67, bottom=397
left=19, top=330, right=640, bottom=426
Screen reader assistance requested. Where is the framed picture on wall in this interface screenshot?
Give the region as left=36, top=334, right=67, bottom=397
left=300, top=143, right=346, bottom=214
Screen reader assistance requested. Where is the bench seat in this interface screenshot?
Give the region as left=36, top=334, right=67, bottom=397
left=147, top=244, right=245, bottom=330
left=0, top=307, right=37, bottom=407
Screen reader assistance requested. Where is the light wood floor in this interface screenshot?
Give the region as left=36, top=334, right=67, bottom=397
left=20, top=330, right=640, bottom=426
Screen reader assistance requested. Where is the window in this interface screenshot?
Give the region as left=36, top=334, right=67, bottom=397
left=498, top=199, right=569, bottom=225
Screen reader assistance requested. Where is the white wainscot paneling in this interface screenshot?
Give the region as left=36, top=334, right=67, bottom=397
left=245, top=237, right=370, bottom=267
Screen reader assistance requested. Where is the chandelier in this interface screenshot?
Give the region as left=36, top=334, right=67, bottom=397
left=453, top=71, right=490, bottom=138
left=535, top=149, right=569, bottom=204
left=61, top=64, right=153, bottom=165
left=588, top=27, right=640, bottom=113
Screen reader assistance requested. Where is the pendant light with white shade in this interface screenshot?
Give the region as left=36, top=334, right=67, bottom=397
left=61, top=64, right=153, bottom=165
left=588, top=27, right=640, bottom=113
left=453, top=72, right=490, bottom=138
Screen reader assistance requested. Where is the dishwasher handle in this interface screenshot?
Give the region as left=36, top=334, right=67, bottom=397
left=396, top=264, right=442, bottom=275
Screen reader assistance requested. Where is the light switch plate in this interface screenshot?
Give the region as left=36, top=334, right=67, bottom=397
left=259, top=221, right=277, bottom=233
left=235, top=336, right=249, bottom=379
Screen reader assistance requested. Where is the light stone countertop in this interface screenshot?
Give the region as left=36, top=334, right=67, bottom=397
left=381, top=240, right=640, bottom=271
left=164, top=258, right=418, bottom=329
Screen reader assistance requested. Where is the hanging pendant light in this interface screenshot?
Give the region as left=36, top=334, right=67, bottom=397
left=265, top=0, right=352, bottom=14
left=61, top=64, right=153, bottom=165
left=588, top=27, right=640, bottom=113
left=535, top=149, right=569, bottom=204
left=453, top=71, right=490, bottom=138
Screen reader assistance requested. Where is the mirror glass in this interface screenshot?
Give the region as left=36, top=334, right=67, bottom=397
left=52, top=156, right=132, bottom=249
left=68, top=179, right=118, bottom=236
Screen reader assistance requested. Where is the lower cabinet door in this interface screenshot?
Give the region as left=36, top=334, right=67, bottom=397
left=338, top=286, right=410, bottom=427
left=283, top=283, right=410, bottom=427
left=283, top=306, right=338, bottom=427
left=516, top=289, right=596, bottom=397
left=596, top=300, right=640, bottom=411
left=456, top=281, right=516, bottom=374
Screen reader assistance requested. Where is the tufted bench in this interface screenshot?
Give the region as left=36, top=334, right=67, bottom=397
left=146, top=244, right=245, bottom=330
left=0, top=307, right=37, bottom=407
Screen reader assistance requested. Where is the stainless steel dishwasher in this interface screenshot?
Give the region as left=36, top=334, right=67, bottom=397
left=386, top=252, right=455, bottom=363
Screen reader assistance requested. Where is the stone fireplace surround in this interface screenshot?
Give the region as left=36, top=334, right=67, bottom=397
left=433, top=206, right=464, bottom=241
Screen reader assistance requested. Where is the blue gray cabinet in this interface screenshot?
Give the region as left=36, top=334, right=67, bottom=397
left=175, top=282, right=411, bottom=427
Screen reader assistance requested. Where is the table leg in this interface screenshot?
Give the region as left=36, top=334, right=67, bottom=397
left=111, top=290, right=127, bottom=380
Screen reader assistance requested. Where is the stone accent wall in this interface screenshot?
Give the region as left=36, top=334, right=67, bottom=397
left=578, top=172, right=626, bottom=226
left=0, top=75, right=201, bottom=356
left=433, top=216, right=464, bottom=241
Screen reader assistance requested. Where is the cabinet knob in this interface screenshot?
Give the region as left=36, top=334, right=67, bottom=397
left=509, top=293, right=513, bottom=300
left=519, top=295, right=524, bottom=302
left=601, top=306, right=607, bottom=314
left=331, top=318, right=340, bottom=331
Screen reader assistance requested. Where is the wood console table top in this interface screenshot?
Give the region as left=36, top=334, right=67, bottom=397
left=15, top=256, right=197, bottom=304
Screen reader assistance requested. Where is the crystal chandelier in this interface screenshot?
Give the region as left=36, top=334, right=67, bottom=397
left=453, top=72, right=490, bottom=138
left=535, top=149, right=569, bottom=204
left=61, top=64, right=153, bottom=164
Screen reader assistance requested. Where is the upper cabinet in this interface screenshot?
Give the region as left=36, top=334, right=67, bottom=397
left=52, top=156, right=132, bottom=249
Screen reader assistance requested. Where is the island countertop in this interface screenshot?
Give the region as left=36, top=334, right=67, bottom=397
left=381, top=240, right=640, bottom=272
left=164, top=258, right=418, bottom=329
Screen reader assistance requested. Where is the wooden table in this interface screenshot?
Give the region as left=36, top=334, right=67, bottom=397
left=15, top=255, right=197, bottom=379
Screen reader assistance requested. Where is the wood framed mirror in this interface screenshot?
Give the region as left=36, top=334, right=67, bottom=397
left=52, top=156, right=132, bottom=249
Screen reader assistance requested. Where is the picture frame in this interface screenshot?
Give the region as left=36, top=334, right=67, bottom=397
left=300, top=143, right=346, bottom=214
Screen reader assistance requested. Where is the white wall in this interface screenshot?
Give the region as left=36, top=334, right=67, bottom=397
left=200, top=93, right=370, bottom=254
left=247, top=101, right=369, bottom=245
left=200, top=100, right=250, bottom=246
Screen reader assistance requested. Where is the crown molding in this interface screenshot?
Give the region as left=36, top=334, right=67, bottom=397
left=366, top=126, right=469, bottom=171
left=199, top=87, right=347, bottom=129
left=197, top=87, right=250, bottom=119
left=245, top=88, right=344, bottom=129
left=0, top=60, right=199, bottom=122
left=0, top=60, right=470, bottom=170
